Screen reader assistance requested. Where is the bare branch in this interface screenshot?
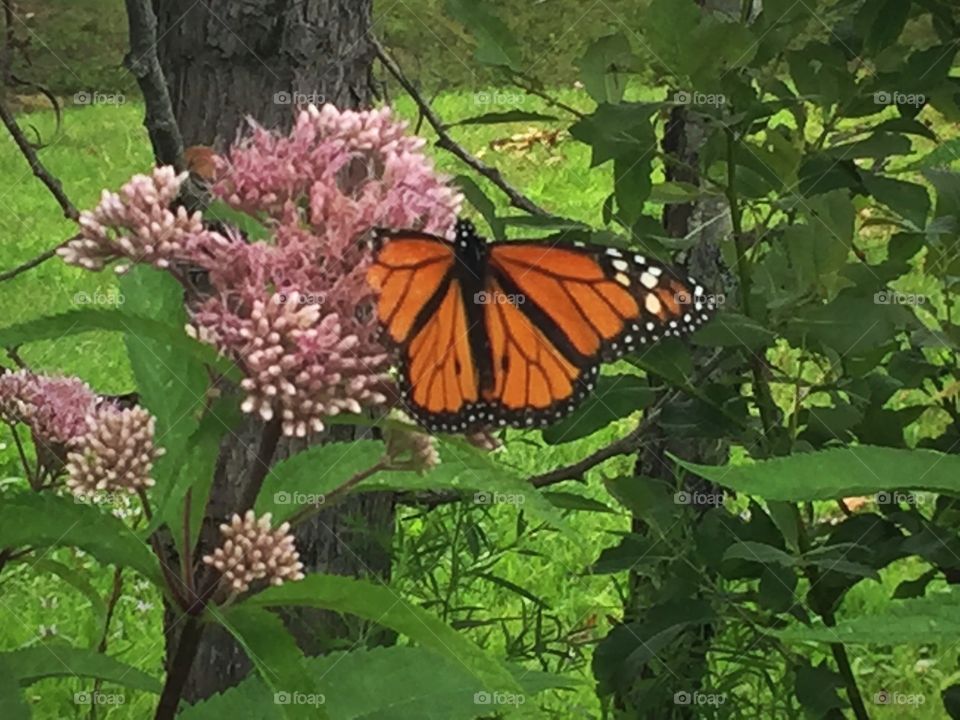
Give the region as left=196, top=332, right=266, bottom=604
left=0, top=98, right=78, bottom=220
left=0, top=235, right=74, bottom=282
left=123, top=0, right=185, bottom=169
left=372, top=37, right=550, bottom=218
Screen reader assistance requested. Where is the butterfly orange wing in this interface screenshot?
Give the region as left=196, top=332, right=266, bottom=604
left=478, top=242, right=714, bottom=427
left=367, top=232, right=482, bottom=430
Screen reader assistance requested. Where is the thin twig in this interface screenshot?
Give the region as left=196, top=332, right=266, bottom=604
left=400, top=393, right=676, bottom=509
left=509, top=71, right=586, bottom=119
left=0, top=237, right=73, bottom=282
left=289, top=458, right=390, bottom=526
left=0, top=98, right=78, bottom=220
left=372, top=37, right=550, bottom=217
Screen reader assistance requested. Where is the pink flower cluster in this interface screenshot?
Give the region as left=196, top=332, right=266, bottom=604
left=65, top=404, right=165, bottom=498
left=190, top=103, right=461, bottom=436
left=61, top=103, right=461, bottom=438
left=59, top=167, right=227, bottom=272
left=0, top=370, right=97, bottom=445
left=203, top=511, right=305, bottom=593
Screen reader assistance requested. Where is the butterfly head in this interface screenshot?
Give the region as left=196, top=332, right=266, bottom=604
left=453, top=217, right=487, bottom=267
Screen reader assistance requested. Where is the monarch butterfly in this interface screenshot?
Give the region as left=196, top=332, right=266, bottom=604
left=367, top=219, right=716, bottom=433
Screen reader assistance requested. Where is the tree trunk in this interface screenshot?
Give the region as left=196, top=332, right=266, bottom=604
left=150, top=0, right=392, bottom=703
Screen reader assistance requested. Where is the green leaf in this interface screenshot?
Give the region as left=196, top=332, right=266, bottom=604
left=569, top=102, right=659, bottom=167
left=723, top=541, right=796, bottom=566
left=543, top=491, right=616, bottom=514
left=149, top=396, right=241, bottom=553
left=0, top=492, right=162, bottom=584
left=863, top=0, right=912, bottom=53
left=222, top=608, right=326, bottom=720
left=257, top=438, right=573, bottom=534
left=180, top=646, right=566, bottom=720
left=451, top=110, right=558, bottom=126
left=778, top=590, right=960, bottom=644
left=647, top=181, right=703, bottom=204
left=0, top=657, right=29, bottom=720
left=243, top=575, right=518, bottom=692
left=824, top=133, right=913, bottom=161
left=4, top=644, right=161, bottom=692
left=795, top=661, right=845, bottom=715
left=22, top=558, right=107, bottom=626
left=205, top=199, right=270, bottom=241
left=614, top=150, right=654, bottom=224
left=788, top=295, right=910, bottom=356
left=862, top=173, right=931, bottom=229
left=119, top=267, right=211, bottom=500
left=542, top=374, right=655, bottom=444
left=578, top=33, right=633, bottom=104
left=444, top=0, right=520, bottom=69
left=0, top=309, right=233, bottom=376
left=672, top=445, right=960, bottom=502
left=693, top=312, right=776, bottom=350
left=758, top=565, right=797, bottom=613
left=454, top=175, right=505, bottom=240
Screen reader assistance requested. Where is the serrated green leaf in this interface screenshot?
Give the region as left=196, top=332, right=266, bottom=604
left=862, top=173, right=931, bottom=229
left=672, top=445, right=960, bottom=501
left=778, top=590, right=960, bottom=644
left=243, top=575, right=518, bottom=692
left=0, top=492, right=162, bottom=584
left=4, top=644, right=161, bottom=692
left=222, top=608, right=326, bottom=720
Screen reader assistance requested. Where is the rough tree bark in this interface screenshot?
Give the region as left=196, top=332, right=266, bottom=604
left=150, top=0, right=393, bottom=703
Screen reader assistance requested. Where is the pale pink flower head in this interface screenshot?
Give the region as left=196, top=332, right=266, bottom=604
left=203, top=510, right=305, bottom=593
left=189, top=103, right=462, bottom=436
left=65, top=404, right=165, bottom=498
left=0, top=370, right=97, bottom=445
left=59, top=166, right=229, bottom=272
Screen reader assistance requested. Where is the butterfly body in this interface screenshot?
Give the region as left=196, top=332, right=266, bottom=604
left=368, top=219, right=716, bottom=434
